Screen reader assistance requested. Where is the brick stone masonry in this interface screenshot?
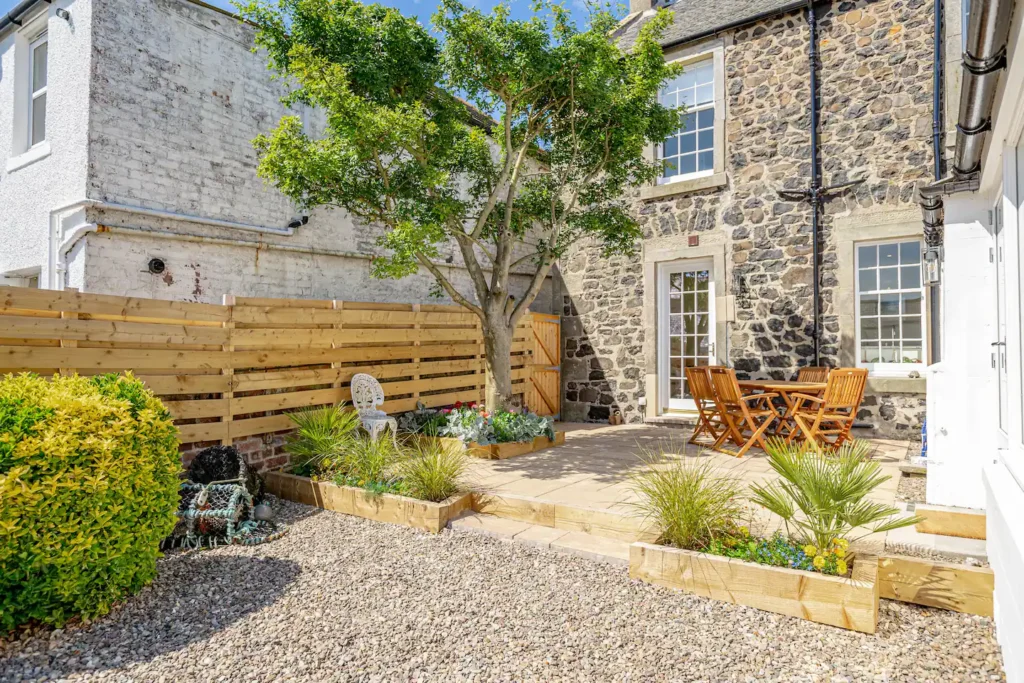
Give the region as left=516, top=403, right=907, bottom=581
left=560, top=0, right=933, bottom=438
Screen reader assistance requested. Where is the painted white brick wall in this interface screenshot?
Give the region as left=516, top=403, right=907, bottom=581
left=70, top=0, right=552, bottom=311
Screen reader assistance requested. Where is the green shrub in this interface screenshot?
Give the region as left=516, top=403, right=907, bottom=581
left=284, top=404, right=361, bottom=473
left=324, top=433, right=404, bottom=494
left=0, top=373, right=180, bottom=632
left=628, top=448, right=743, bottom=551
left=400, top=439, right=468, bottom=502
left=749, top=438, right=922, bottom=553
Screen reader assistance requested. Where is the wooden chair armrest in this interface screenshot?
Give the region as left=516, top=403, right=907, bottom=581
left=790, top=393, right=824, bottom=404
left=740, top=392, right=778, bottom=403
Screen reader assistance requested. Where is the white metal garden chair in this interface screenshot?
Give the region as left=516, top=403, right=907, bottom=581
left=350, top=373, right=398, bottom=445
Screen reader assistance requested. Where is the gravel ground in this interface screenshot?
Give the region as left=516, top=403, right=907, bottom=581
left=1, top=501, right=1005, bottom=683
left=897, top=474, right=927, bottom=504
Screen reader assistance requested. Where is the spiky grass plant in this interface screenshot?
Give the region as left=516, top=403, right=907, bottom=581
left=335, top=433, right=404, bottom=491
left=399, top=439, right=468, bottom=502
left=628, top=448, right=744, bottom=551
left=749, top=438, right=922, bottom=552
left=284, top=404, right=361, bottom=472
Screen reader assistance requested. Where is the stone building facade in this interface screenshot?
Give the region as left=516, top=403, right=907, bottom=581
left=559, top=0, right=935, bottom=438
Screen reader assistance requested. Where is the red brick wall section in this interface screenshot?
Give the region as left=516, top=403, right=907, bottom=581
left=179, top=430, right=291, bottom=473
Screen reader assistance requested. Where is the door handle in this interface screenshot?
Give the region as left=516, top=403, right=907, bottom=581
left=991, top=341, right=1006, bottom=346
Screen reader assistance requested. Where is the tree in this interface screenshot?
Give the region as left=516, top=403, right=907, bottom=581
left=236, top=0, right=681, bottom=409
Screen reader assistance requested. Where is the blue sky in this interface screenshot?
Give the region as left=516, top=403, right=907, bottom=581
left=2, top=0, right=607, bottom=34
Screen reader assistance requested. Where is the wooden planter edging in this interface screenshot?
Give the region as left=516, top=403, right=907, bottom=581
left=265, top=470, right=471, bottom=534
left=877, top=554, right=994, bottom=617
left=914, top=503, right=987, bottom=540
left=417, top=431, right=566, bottom=460
left=629, top=543, right=879, bottom=634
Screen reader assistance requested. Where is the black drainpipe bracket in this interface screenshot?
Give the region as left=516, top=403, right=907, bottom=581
left=963, top=49, right=1008, bottom=76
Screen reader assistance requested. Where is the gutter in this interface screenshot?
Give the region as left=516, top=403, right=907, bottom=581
left=0, top=0, right=46, bottom=36
left=917, top=0, right=1013, bottom=232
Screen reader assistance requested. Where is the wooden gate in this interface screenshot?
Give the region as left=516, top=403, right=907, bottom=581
left=524, top=313, right=561, bottom=417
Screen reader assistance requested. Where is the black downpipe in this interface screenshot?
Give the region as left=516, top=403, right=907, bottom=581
left=930, top=0, right=943, bottom=363
left=807, top=0, right=822, bottom=367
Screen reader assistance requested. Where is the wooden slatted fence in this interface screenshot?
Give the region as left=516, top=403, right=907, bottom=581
left=0, top=287, right=558, bottom=462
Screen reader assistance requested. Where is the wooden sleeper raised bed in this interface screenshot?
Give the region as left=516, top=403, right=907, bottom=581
left=416, top=431, right=566, bottom=460
left=629, top=542, right=879, bottom=633
left=265, top=470, right=472, bottom=534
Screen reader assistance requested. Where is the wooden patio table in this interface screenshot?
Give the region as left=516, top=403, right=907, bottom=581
left=737, top=380, right=827, bottom=439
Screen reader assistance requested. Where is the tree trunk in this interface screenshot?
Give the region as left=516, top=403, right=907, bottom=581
left=482, top=313, right=515, bottom=411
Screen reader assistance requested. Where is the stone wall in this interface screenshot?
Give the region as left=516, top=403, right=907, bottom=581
left=561, top=0, right=935, bottom=438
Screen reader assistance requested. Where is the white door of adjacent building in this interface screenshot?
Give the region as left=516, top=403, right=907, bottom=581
left=995, top=201, right=1010, bottom=437
left=658, top=260, right=715, bottom=411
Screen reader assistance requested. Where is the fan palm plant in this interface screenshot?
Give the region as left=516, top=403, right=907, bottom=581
left=749, top=438, right=921, bottom=552
left=284, top=403, right=362, bottom=472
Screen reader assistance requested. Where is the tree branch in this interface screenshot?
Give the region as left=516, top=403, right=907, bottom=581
left=415, top=252, right=484, bottom=318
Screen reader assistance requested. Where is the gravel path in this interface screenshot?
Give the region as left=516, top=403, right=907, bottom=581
left=1, top=501, right=1005, bottom=683
left=897, top=474, right=928, bottom=504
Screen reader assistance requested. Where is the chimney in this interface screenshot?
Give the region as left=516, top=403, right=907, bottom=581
left=629, top=0, right=654, bottom=13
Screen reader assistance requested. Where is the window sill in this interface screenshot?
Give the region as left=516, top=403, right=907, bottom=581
left=865, top=376, right=926, bottom=394
left=640, top=171, right=727, bottom=200
left=6, top=142, right=51, bottom=173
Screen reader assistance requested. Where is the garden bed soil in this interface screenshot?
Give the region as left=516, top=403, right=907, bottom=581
left=629, top=542, right=879, bottom=634
left=416, top=431, right=565, bottom=460
left=264, top=470, right=471, bottom=533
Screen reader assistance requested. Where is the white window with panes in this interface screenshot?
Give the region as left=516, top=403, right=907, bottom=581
left=28, top=32, right=48, bottom=147
left=658, top=57, right=714, bottom=183
left=856, top=240, right=925, bottom=374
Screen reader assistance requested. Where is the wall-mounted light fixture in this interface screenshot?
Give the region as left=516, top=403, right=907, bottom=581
left=923, top=247, right=942, bottom=285
left=56, top=8, right=71, bottom=22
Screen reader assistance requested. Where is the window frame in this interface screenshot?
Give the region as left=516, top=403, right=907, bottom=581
left=854, top=238, right=928, bottom=376
left=656, top=55, right=716, bottom=185
left=27, top=31, right=48, bottom=149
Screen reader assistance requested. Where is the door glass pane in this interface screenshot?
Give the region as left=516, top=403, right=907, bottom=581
left=670, top=294, right=681, bottom=314
left=670, top=314, right=681, bottom=334
left=696, top=313, right=708, bottom=334
left=670, top=379, right=682, bottom=399
left=696, top=291, right=708, bottom=311
left=670, top=273, right=682, bottom=292
left=670, top=357, right=682, bottom=378
left=696, top=271, right=709, bottom=290
left=685, top=336, right=696, bottom=356
left=683, top=293, right=695, bottom=313
left=683, top=271, right=696, bottom=291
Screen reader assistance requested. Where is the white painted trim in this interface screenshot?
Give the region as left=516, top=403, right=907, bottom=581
left=656, top=258, right=715, bottom=412
left=4, top=139, right=50, bottom=172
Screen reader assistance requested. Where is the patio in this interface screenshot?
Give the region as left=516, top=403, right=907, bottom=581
left=460, top=423, right=967, bottom=560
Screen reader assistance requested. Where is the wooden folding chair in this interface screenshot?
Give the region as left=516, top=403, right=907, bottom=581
left=708, top=367, right=779, bottom=457
left=787, top=368, right=868, bottom=450
left=796, top=366, right=830, bottom=383
left=685, top=366, right=727, bottom=446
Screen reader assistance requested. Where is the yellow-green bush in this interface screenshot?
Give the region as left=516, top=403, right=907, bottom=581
left=0, top=373, right=180, bottom=632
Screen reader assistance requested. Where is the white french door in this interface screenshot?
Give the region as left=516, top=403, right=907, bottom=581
left=658, top=260, right=716, bottom=411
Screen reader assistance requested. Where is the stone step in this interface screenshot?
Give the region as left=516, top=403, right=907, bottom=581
left=471, top=491, right=657, bottom=543
left=449, top=511, right=631, bottom=566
